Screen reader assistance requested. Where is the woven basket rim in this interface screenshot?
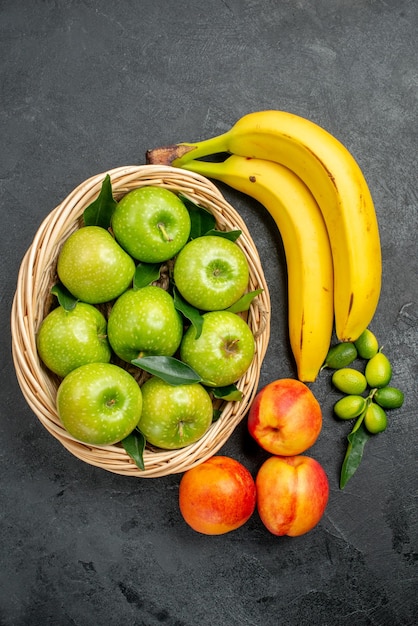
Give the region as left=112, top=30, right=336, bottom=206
left=11, top=164, right=271, bottom=478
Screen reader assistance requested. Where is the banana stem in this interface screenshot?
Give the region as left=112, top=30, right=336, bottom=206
left=180, top=158, right=228, bottom=179
left=174, top=132, right=230, bottom=166
left=146, top=133, right=230, bottom=167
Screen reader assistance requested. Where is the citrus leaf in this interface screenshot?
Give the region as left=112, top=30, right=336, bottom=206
left=211, top=384, right=243, bottom=402
left=203, top=228, right=242, bottom=242
left=340, top=421, right=371, bottom=489
left=83, top=174, right=117, bottom=228
left=51, top=283, right=78, bottom=311
left=121, top=429, right=146, bottom=470
left=226, top=288, right=264, bottom=313
left=173, top=286, right=204, bottom=338
left=133, top=262, right=161, bottom=290
left=131, top=355, right=202, bottom=385
left=178, top=193, right=216, bottom=239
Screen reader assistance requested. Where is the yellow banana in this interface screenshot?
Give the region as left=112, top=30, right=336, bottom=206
left=146, top=110, right=381, bottom=342
left=179, top=154, right=334, bottom=382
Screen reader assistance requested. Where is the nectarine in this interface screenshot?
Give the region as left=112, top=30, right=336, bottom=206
left=256, top=455, right=329, bottom=536
left=179, top=456, right=256, bottom=535
left=248, top=378, right=322, bottom=455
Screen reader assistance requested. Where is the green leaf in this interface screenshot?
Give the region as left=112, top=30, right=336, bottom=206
left=173, top=287, right=204, bottom=339
left=340, top=420, right=371, bottom=489
left=177, top=193, right=242, bottom=241
left=51, top=283, right=78, bottom=311
left=203, top=228, right=242, bottom=242
left=178, top=193, right=216, bottom=239
left=133, top=262, right=161, bottom=290
left=226, top=288, right=264, bottom=313
left=211, top=384, right=243, bottom=402
left=212, top=408, right=223, bottom=422
left=131, top=355, right=202, bottom=385
left=83, top=174, right=117, bottom=228
left=121, top=429, right=146, bottom=470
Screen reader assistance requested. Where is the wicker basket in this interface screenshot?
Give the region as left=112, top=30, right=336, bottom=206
left=11, top=165, right=271, bottom=477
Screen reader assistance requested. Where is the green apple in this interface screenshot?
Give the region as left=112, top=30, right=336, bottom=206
left=107, top=285, right=183, bottom=363
left=111, top=186, right=191, bottom=263
left=56, top=362, right=142, bottom=445
left=180, top=310, right=255, bottom=387
left=36, top=302, right=111, bottom=378
left=138, top=376, right=213, bottom=449
left=173, top=235, right=249, bottom=311
left=57, top=225, right=135, bottom=304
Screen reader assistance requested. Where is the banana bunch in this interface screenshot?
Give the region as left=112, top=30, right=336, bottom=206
left=146, top=110, right=382, bottom=382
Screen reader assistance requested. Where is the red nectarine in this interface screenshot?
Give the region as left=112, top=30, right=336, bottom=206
left=179, top=456, right=256, bottom=535
left=248, top=378, right=322, bottom=455
left=256, top=455, right=329, bottom=536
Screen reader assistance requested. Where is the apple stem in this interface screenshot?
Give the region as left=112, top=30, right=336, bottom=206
left=158, top=222, right=173, bottom=242
left=226, top=338, right=240, bottom=355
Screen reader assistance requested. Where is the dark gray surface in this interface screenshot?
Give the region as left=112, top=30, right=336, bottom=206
left=1, top=1, right=417, bottom=625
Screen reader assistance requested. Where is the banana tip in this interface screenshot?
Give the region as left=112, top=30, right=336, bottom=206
left=145, top=144, right=195, bottom=166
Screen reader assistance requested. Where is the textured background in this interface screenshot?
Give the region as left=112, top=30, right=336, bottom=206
left=1, top=1, right=417, bottom=624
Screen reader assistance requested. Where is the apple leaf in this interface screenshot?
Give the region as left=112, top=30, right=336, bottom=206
left=132, top=355, right=202, bottom=385
left=133, top=262, right=161, bottom=290
left=121, top=428, right=146, bottom=470
left=212, top=408, right=222, bottom=422
left=202, top=228, right=242, bottom=242
left=177, top=193, right=242, bottom=242
left=83, top=174, right=117, bottom=228
left=226, top=288, right=264, bottom=313
left=51, top=283, right=78, bottom=311
left=211, top=384, right=243, bottom=402
left=173, top=286, right=204, bottom=339
left=178, top=193, right=216, bottom=239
